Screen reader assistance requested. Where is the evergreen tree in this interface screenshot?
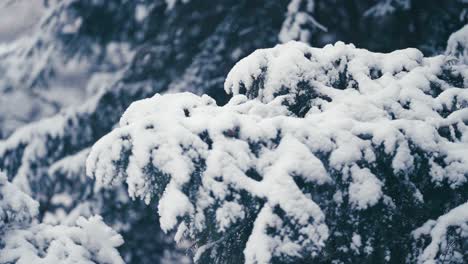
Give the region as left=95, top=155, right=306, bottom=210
left=0, top=171, right=124, bottom=264
left=0, top=1, right=467, bottom=263
left=88, top=41, right=468, bottom=263
left=1, top=1, right=288, bottom=262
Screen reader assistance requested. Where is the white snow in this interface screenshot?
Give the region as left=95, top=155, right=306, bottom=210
left=0, top=171, right=38, bottom=231
left=279, top=0, right=327, bottom=43
left=87, top=92, right=331, bottom=262
left=446, top=24, right=468, bottom=65
left=225, top=41, right=468, bottom=187
left=0, top=172, right=124, bottom=264
left=0, top=216, right=124, bottom=264
left=413, top=202, right=468, bottom=264
left=87, top=41, right=468, bottom=263
left=350, top=233, right=362, bottom=253
left=348, top=165, right=383, bottom=210
left=0, top=0, right=134, bottom=138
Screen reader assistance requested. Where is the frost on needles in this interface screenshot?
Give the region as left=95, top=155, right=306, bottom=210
left=87, top=41, right=468, bottom=263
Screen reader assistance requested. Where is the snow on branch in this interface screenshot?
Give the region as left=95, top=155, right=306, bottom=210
left=0, top=172, right=124, bottom=264
left=447, top=25, right=468, bottom=65
left=412, top=202, right=468, bottom=264
left=279, top=0, right=327, bottom=43
left=88, top=42, right=468, bottom=263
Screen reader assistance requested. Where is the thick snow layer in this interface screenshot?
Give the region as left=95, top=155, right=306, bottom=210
left=413, top=202, right=468, bottom=264
left=225, top=41, right=468, bottom=187
left=0, top=215, right=124, bottom=264
left=0, top=172, right=124, bottom=264
left=0, top=172, right=38, bottom=231
left=88, top=41, right=468, bottom=263
left=447, top=25, right=468, bottom=65
left=88, top=93, right=330, bottom=262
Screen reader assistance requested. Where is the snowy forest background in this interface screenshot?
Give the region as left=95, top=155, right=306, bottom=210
left=0, top=0, right=467, bottom=263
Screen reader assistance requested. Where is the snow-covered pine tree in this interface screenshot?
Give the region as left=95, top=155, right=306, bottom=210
left=447, top=24, right=468, bottom=65
left=0, top=0, right=288, bottom=196
left=88, top=41, right=468, bottom=263
left=0, top=0, right=143, bottom=138
left=0, top=171, right=124, bottom=264
left=0, top=1, right=289, bottom=262
left=1, top=1, right=467, bottom=263
left=2, top=0, right=466, bottom=138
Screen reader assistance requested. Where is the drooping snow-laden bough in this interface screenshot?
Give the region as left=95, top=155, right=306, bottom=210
left=88, top=41, right=468, bottom=263
left=0, top=1, right=291, bottom=262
